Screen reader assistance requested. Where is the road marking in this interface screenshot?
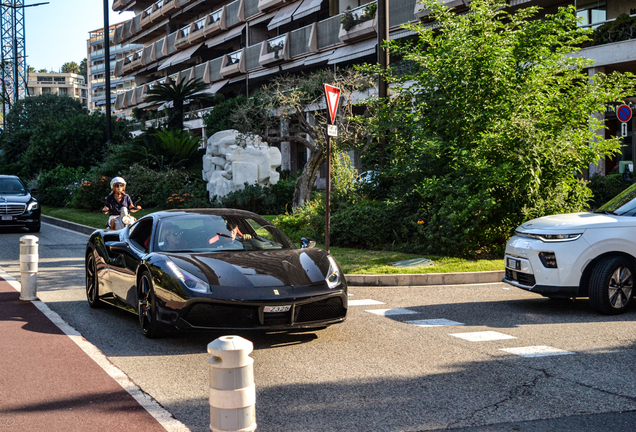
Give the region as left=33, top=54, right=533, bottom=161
left=365, top=308, right=418, bottom=316
left=405, top=318, right=465, bottom=327
left=349, top=299, right=385, bottom=306
left=450, top=331, right=517, bottom=342
left=500, top=346, right=574, bottom=358
left=0, top=267, right=190, bottom=432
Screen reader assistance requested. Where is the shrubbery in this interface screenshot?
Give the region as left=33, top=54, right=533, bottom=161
left=588, top=173, right=632, bottom=209
left=212, top=175, right=297, bottom=215
left=36, top=166, right=87, bottom=206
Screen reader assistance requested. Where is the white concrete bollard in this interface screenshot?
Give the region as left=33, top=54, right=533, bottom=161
left=19, top=235, right=39, bottom=301
left=208, top=335, right=256, bottom=432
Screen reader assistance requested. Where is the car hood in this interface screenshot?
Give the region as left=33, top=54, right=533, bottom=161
left=0, top=194, right=31, bottom=204
left=167, top=248, right=331, bottom=288
left=516, top=212, right=636, bottom=232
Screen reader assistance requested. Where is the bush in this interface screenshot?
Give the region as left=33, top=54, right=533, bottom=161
left=67, top=173, right=112, bottom=211
left=36, top=166, right=87, bottom=206
left=588, top=173, right=632, bottom=209
left=120, top=164, right=197, bottom=209
left=213, top=175, right=297, bottom=215
left=273, top=195, right=325, bottom=244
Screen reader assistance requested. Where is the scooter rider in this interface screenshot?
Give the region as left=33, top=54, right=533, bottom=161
left=102, top=176, right=141, bottom=230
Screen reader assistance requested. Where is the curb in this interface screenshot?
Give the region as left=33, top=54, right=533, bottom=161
left=40, top=214, right=504, bottom=287
left=41, top=215, right=96, bottom=235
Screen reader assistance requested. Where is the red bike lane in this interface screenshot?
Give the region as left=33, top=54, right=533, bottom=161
left=0, top=277, right=183, bottom=432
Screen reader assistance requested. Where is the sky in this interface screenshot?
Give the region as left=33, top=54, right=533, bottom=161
left=25, top=0, right=134, bottom=71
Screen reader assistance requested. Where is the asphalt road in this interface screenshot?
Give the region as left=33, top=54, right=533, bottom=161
left=1, top=222, right=636, bottom=432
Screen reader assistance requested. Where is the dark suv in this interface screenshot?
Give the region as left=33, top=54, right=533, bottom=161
left=0, top=175, right=40, bottom=232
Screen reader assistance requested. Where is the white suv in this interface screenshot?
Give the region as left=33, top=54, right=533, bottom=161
left=504, top=183, right=636, bottom=315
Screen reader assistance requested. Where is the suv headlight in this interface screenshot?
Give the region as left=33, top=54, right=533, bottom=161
left=166, top=261, right=209, bottom=293
left=27, top=201, right=38, bottom=212
left=516, top=232, right=581, bottom=242
left=326, top=256, right=342, bottom=289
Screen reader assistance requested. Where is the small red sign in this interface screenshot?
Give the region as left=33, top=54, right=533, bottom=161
left=617, top=104, right=632, bottom=123
left=324, top=84, right=341, bottom=124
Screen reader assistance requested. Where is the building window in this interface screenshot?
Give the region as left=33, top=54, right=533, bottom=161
left=42, top=87, right=51, bottom=93
left=59, top=87, right=68, bottom=95
left=577, top=2, right=606, bottom=28
left=37, top=76, right=52, bottom=83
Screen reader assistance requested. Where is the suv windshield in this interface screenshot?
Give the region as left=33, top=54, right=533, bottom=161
left=596, top=182, right=636, bottom=216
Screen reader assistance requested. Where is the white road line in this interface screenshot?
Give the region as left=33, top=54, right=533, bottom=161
left=366, top=308, right=418, bottom=316
left=349, top=299, right=385, bottom=306
left=405, top=318, right=465, bottom=327
left=500, top=346, right=574, bottom=358
left=450, top=331, right=517, bottom=342
left=0, top=267, right=190, bottom=432
left=41, top=221, right=91, bottom=237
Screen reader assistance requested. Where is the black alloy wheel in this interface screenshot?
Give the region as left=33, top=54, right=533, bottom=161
left=86, top=253, right=103, bottom=308
left=138, top=271, right=162, bottom=338
left=589, top=256, right=635, bottom=315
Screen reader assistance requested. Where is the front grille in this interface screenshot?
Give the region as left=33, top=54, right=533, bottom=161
left=183, top=304, right=257, bottom=328
left=505, top=268, right=536, bottom=287
left=263, top=311, right=291, bottom=326
left=295, top=297, right=346, bottom=323
left=0, top=203, right=25, bottom=215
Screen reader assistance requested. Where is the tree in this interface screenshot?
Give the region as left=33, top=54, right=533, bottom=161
left=61, top=61, right=79, bottom=73
left=79, top=58, right=88, bottom=83
left=27, top=65, right=35, bottom=73
left=144, top=78, right=214, bottom=130
left=228, top=69, right=374, bottom=208
left=37, top=68, right=47, bottom=73
left=360, top=0, right=635, bottom=255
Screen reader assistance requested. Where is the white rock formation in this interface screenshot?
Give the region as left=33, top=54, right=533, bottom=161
left=202, top=130, right=282, bottom=199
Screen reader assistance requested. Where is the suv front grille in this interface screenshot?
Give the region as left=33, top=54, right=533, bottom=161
left=0, top=203, right=25, bottom=215
left=505, top=268, right=536, bottom=287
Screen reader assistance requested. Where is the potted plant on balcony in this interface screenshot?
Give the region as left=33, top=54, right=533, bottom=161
left=339, top=3, right=378, bottom=43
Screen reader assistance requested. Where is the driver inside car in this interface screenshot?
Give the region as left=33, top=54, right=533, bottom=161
left=209, top=219, right=252, bottom=245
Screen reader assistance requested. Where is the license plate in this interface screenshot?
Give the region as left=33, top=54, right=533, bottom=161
left=1, top=216, right=12, bottom=221
left=507, top=257, right=520, bottom=270
left=264, top=305, right=291, bottom=313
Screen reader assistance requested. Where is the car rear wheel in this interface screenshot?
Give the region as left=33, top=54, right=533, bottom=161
left=85, top=253, right=103, bottom=308
left=138, top=271, right=163, bottom=338
left=589, top=256, right=635, bottom=315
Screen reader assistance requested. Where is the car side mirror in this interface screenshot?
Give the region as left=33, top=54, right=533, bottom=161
left=106, top=241, right=130, bottom=255
left=301, top=237, right=316, bottom=249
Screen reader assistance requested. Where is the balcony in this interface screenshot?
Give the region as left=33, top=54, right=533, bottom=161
left=140, top=5, right=154, bottom=28
left=258, top=0, right=298, bottom=13
left=203, top=7, right=227, bottom=38
left=220, top=49, right=246, bottom=77
left=122, top=49, right=143, bottom=74
left=414, top=0, right=467, bottom=18
left=112, top=0, right=129, bottom=12
left=162, top=0, right=180, bottom=15
left=259, top=34, right=290, bottom=67
left=188, top=17, right=207, bottom=44
left=339, top=3, right=378, bottom=43
left=174, top=24, right=192, bottom=50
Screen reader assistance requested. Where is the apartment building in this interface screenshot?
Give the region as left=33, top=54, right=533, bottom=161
left=110, top=0, right=636, bottom=177
left=110, top=0, right=420, bottom=173
left=27, top=72, right=88, bottom=105
left=87, top=26, right=141, bottom=118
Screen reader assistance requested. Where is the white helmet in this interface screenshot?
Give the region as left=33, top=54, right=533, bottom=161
left=110, top=176, right=126, bottom=190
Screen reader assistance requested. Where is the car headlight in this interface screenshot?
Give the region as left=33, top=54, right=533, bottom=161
left=166, top=260, right=210, bottom=293
left=326, top=256, right=341, bottom=289
left=516, top=232, right=581, bottom=242
left=27, top=201, right=38, bottom=212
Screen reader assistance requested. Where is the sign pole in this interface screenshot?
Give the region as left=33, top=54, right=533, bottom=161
left=323, top=85, right=341, bottom=254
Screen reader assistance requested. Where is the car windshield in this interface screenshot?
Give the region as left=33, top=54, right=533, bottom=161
left=0, top=178, right=26, bottom=196
left=155, top=214, right=295, bottom=252
left=596, top=182, right=636, bottom=216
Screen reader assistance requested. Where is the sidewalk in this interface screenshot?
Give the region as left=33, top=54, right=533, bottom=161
left=0, top=274, right=189, bottom=432
left=41, top=215, right=505, bottom=286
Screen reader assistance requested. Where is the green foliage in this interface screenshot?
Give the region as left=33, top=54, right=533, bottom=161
left=67, top=174, right=112, bottom=211
left=588, top=173, right=632, bottom=209
left=36, top=166, right=86, bottom=206
left=61, top=61, right=79, bottom=73
left=591, top=13, right=636, bottom=46
left=273, top=196, right=326, bottom=243
left=331, top=150, right=359, bottom=205
left=356, top=0, right=635, bottom=256
left=203, top=95, right=248, bottom=136
left=105, top=128, right=203, bottom=172
left=212, top=176, right=297, bottom=214
left=144, top=78, right=213, bottom=130
left=119, top=164, right=197, bottom=208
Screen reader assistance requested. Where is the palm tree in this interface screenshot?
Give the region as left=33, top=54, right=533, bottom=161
left=144, top=78, right=213, bottom=130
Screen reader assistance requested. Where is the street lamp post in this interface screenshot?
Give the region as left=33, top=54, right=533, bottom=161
left=103, top=0, right=111, bottom=143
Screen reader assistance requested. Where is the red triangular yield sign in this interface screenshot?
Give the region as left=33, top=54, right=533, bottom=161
left=324, top=84, right=341, bottom=124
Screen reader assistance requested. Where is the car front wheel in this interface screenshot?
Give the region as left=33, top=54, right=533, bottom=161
left=85, top=253, right=103, bottom=308
left=138, top=271, right=163, bottom=338
left=589, top=256, right=635, bottom=315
